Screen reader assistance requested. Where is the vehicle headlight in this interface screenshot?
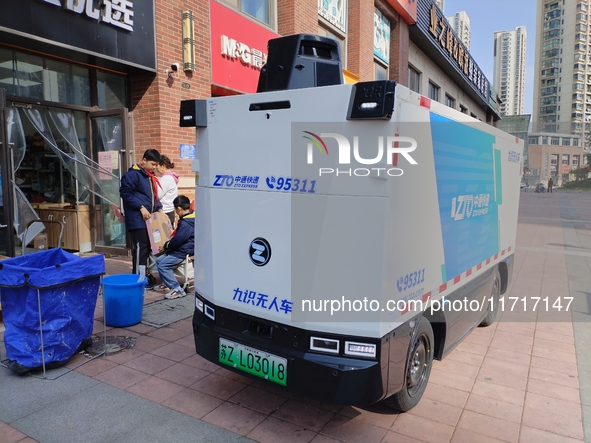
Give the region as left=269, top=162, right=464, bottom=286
left=344, top=341, right=376, bottom=358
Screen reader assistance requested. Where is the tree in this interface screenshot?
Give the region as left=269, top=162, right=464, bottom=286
left=571, top=153, right=591, bottom=181
left=573, top=167, right=590, bottom=181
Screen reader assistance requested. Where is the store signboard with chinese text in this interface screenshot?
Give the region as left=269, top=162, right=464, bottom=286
left=41, top=0, right=134, bottom=31
left=0, top=0, right=156, bottom=71
left=415, top=2, right=490, bottom=106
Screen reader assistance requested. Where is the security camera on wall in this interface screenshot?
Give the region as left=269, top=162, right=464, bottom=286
left=167, top=63, right=181, bottom=77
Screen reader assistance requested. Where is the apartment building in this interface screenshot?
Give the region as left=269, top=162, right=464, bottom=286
left=446, top=11, right=470, bottom=50
left=532, top=0, right=590, bottom=136
left=493, top=26, right=527, bottom=116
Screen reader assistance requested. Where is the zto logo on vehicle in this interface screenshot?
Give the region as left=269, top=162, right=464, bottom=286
left=249, top=238, right=272, bottom=267
left=451, top=194, right=491, bottom=221
left=301, top=131, right=418, bottom=177
left=213, top=175, right=260, bottom=189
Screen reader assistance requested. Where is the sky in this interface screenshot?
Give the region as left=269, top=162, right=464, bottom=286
left=443, top=0, right=537, bottom=115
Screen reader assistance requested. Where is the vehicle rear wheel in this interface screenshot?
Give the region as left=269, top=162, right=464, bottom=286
left=383, top=316, right=433, bottom=412
left=479, top=268, right=500, bottom=327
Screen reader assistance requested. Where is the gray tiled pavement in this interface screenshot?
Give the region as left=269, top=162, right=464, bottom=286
left=1, top=189, right=590, bottom=443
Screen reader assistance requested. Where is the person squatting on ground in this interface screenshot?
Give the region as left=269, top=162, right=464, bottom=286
left=156, top=155, right=179, bottom=227
left=156, top=195, right=194, bottom=299
left=120, top=149, right=162, bottom=275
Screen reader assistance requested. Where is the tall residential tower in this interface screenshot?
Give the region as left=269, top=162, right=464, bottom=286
left=493, top=26, right=527, bottom=116
left=532, top=0, right=589, bottom=136
left=446, top=11, right=470, bottom=50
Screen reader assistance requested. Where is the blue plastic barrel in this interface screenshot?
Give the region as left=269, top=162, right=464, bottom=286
left=103, top=274, right=147, bottom=327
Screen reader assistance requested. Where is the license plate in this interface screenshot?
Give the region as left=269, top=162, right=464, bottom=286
left=219, top=338, right=287, bottom=386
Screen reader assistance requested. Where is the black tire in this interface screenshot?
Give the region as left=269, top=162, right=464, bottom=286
left=479, top=268, right=500, bottom=327
left=383, top=316, right=434, bottom=412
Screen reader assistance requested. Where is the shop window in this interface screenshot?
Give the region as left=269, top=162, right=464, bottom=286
left=374, top=60, right=388, bottom=81
left=221, top=0, right=275, bottom=28
left=428, top=82, right=440, bottom=101
left=408, top=66, right=420, bottom=93
left=0, top=47, right=16, bottom=96
left=45, top=59, right=91, bottom=107
left=1, top=48, right=97, bottom=108
left=97, top=71, right=127, bottom=110
left=14, top=52, right=43, bottom=100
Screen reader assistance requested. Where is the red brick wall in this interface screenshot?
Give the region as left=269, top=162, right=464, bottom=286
left=277, top=0, right=318, bottom=36
left=130, top=0, right=211, bottom=181
left=347, top=0, right=374, bottom=81
left=388, top=11, right=408, bottom=85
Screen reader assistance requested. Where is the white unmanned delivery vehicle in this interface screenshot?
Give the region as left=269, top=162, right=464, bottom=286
left=182, top=34, right=522, bottom=411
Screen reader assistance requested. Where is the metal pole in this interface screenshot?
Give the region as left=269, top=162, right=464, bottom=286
left=102, top=276, right=107, bottom=348
left=37, top=288, right=46, bottom=379
left=0, top=89, right=16, bottom=256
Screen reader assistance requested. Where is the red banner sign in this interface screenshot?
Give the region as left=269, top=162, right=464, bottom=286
left=210, top=1, right=279, bottom=94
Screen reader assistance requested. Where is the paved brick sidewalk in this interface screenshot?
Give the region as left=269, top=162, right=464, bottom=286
left=1, top=190, right=590, bottom=443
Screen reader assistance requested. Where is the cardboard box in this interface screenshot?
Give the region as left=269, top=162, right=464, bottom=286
left=33, top=233, right=47, bottom=250
left=146, top=212, right=173, bottom=254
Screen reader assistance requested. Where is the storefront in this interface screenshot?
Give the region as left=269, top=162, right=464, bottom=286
left=0, top=0, right=156, bottom=257
left=0, top=0, right=497, bottom=258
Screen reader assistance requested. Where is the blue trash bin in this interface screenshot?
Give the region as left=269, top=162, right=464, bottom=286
left=0, top=249, right=104, bottom=374
left=103, top=274, right=146, bottom=327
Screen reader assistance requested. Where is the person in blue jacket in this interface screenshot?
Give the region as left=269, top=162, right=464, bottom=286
left=120, top=149, right=162, bottom=276
left=156, top=195, right=195, bottom=299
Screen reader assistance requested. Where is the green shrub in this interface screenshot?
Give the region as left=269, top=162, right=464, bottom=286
left=563, top=178, right=591, bottom=189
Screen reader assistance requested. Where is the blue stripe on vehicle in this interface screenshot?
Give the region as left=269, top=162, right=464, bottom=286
left=430, top=112, right=500, bottom=279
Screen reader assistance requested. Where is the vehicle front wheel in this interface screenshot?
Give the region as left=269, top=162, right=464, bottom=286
left=383, top=316, right=434, bottom=412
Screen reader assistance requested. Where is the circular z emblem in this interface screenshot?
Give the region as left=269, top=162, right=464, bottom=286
left=249, top=238, right=271, bottom=267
